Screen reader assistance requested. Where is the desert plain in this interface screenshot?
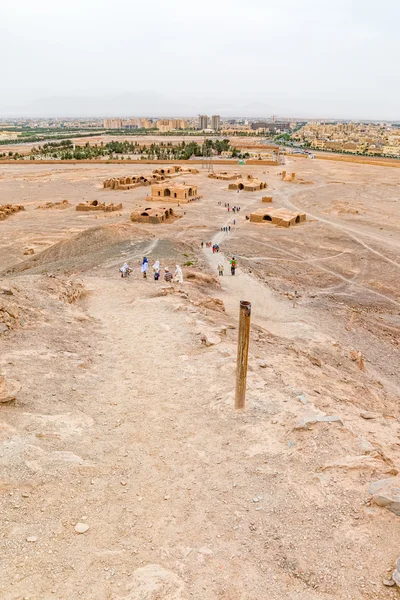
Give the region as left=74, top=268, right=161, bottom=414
left=0, top=155, right=399, bottom=600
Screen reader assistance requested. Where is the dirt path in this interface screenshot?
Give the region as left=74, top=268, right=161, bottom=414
left=64, top=274, right=314, bottom=600
left=203, top=225, right=333, bottom=343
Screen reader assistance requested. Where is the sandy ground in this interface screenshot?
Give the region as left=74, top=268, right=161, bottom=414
left=0, top=157, right=400, bottom=600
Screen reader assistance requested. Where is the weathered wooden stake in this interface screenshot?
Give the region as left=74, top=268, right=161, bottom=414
left=235, top=300, right=251, bottom=409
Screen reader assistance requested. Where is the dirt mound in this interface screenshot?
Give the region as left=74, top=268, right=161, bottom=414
left=185, top=270, right=219, bottom=287
left=0, top=276, right=89, bottom=333
left=5, top=223, right=154, bottom=275
left=194, top=296, right=225, bottom=312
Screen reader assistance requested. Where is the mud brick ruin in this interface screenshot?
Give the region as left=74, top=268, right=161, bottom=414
left=103, top=166, right=199, bottom=191
left=0, top=204, right=25, bottom=221
left=76, top=200, right=122, bottom=212
left=130, top=206, right=178, bottom=224
left=208, top=172, right=242, bottom=181
left=250, top=207, right=306, bottom=227
left=281, top=171, right=296, bottom=181
left=148, top=182, right=199, bottom=203
left=228, top=174, right=267, bottom=191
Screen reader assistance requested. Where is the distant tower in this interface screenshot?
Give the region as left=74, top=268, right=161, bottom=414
left=198, top=115, right=208, bottom=130
left=211, top=115, right=221, bottom=131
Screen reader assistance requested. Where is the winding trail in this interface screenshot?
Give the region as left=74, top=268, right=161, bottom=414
left=202, top=232, right=331, bottom=342
left=279, top=184, right=400, bottom=268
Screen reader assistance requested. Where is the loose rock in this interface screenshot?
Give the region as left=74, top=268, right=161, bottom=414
left=296, top=393, right=308, bottom=405
left=393, top=555, right=400, bottom=587
left=121, top=564, right=186, bottom=599
left=200, top=333, right=221, bottom=347
left=0, top=376, right=21, bottom=403
left=294, top=415, right=343, bottom=430
left=360, top=410, right=378, bottom=420
left=195, top=296, right=225, bottom=312
left=370, top=476, right=400, bottom=516
left=74, top=522, right=89, bottom=534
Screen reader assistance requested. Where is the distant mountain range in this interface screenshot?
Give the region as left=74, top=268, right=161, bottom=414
left=0, top=91, right=278, bottom=119
left=1, top=91, right=395, bottom=122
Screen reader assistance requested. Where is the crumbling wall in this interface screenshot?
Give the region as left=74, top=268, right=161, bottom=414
left=36, top=200, right=71, bottom=210
left=76, top=201, right=122, bottom=212
left=0, top=204, right=25, bottom=221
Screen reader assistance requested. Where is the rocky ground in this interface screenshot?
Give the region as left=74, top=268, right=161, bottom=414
left=0, top=158, right=399, bottom=600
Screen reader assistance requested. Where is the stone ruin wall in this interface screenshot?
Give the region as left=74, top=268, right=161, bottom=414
left=103, top=166, right=199, bottom=191
left=0, top=205, right=25, bottom=221
left=76, top=201, right=122, bottom=212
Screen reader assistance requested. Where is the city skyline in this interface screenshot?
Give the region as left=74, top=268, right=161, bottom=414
left=2, top=0, right=400, bottom=120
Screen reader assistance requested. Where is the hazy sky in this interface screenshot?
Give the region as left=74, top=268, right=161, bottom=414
left=1, top=0, right=399, bottom=119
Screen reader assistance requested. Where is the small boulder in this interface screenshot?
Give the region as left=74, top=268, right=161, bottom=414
left=393, top=555, right=400, bottom=587
left=195, top=296, right=225, bottom=312
left=294, top=415, right=343, bottom=430
left=121, top=564, right=185, bottom=599
left=309, top=356, right=322, bottom=367
left=369, top=476, right=400, bottom=516
left=200, top=333, right=221, bottom=347
left=360, top=410, right=378, bottom=420
left=0, top=376, right=21, bottom=403
left=296, top=393, right=308, bottom=405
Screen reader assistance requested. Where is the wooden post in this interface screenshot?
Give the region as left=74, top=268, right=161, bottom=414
left=235, top=301, right=251, bottom=409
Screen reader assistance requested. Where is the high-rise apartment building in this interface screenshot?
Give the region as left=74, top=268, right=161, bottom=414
left=139, top=118, right=154, bottom=129
left=172, top=119, right=187, bottom=130
left=104, top=118, right=123, bottom=129
left=211, top=115, right=221, bottom=131
left=198, top=115, right=208, bottom=130
left=156, top=119, right=188, bottom=132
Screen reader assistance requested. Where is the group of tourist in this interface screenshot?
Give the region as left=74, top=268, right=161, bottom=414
left=119, top=258, right=183, bottom=283
left=224, top=203, right=241, bottom=213
left=217, top=257, right=237, bottom=276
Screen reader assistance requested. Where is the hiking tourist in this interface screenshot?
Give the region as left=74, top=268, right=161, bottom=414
left=174, top=264, right=183, bottom=284
left=152, top=260, right=160, bottom=281
left=217, top=262, right=224, bottom=276
left=141, top=257, right=148, bottom=279
left=230, top=257, right=237, bottom=275
left=119, top=263, right=131, bottom=278
left=164, top=267, right=173, bottom=283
